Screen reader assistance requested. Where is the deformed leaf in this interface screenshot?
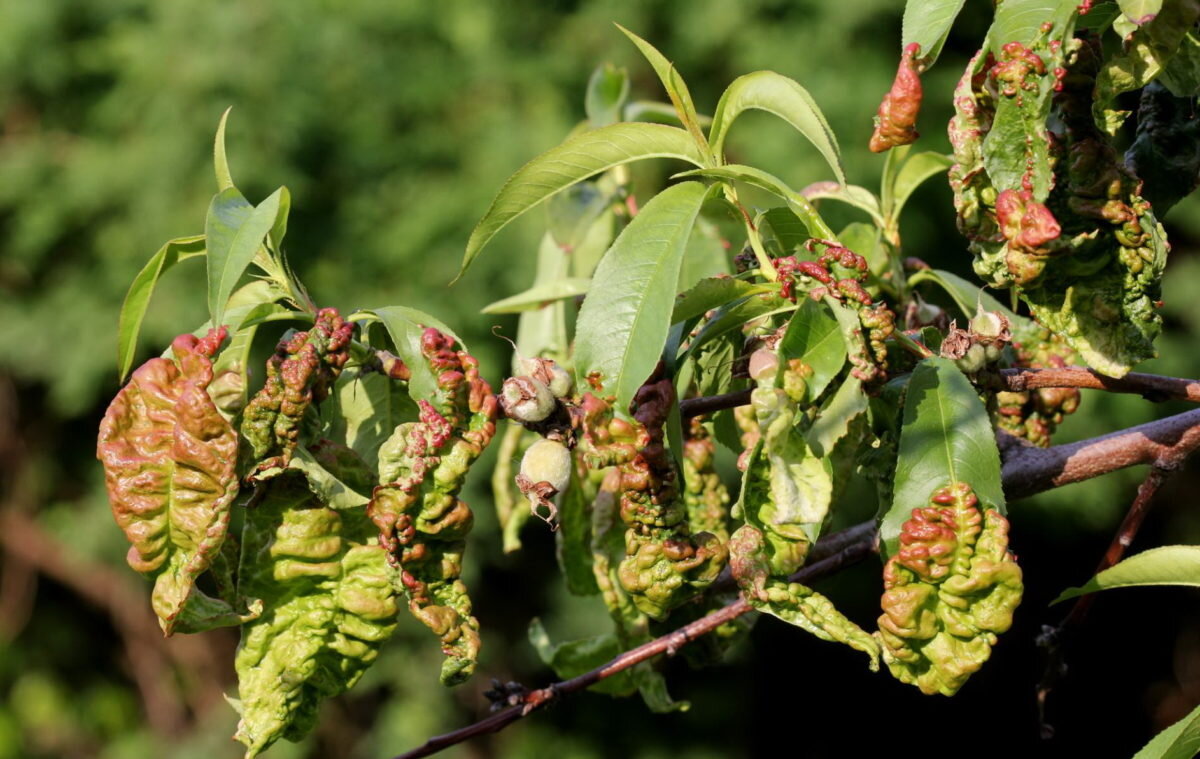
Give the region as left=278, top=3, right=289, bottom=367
left=1052, top=545, right=1200, bottom=604
left=877, top=482, right=1023, bottom=695
left=233, top=476, right=398, bottom=757
left=97, top=328, right=238, bottom=634
left=355, top=306, right=462, bottom=403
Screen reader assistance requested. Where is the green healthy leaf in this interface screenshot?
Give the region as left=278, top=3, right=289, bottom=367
left=683, top=292, right=794, bottom=361
left=268, top=186, right=292, bottom=251
left=323, top=370, right=418, bottom=471
left=205, top=187, right=285, bottom=329
left=1053, top=545, right=1200, bottom=604
left=547, top=181, right=610, bottom=249
left=709, top=71, right=845, bottom=184
left=679, top=216, right=731, bottom=292
left=807, top=376, right=868, bottom=457
left=883, top=357, right=1005, bottom=556
left=672, top=278, right=775, bottom=324
left=902, top=0, right=969, bottom=65
left=624, top=100, right=712, bottom=127
left=677, top=165, right=837, bottom=239
left=481, top=278, right=591, bottom=314
left=214, top=106, right=234, bottom=192
left=908, top=268, right=1032, bottom=330
left=354, top=306, right=462, bottom=402
left=461, top=123, right=705, bottom=277
left=117, top=235, right=205, bottom=382
left=616, top=24, right=711, bottom=155
left=286, top=446, right=370, bottom=510
left=575, top=181, right=710, bottom=411
left=517, top=232, right=572, bottom=373
left=776, top=298, right=847, bottom=403
left=759, top=206, right=812, bottom=254
left=1132, top=700, right=1200, bottom=759
left=887, top=151, right=954, bottom=223
left=1120, top=0, right=1164, bottom=25
left=558, top=466, right=600, bottom=596
left=801, top=182, right=885, bottom=229
left=586, top=64, right=631, bottom=127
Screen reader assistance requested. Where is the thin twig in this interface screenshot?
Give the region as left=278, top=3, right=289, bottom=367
left=679, top=368, right=1200, bottom=419
left=999, top=367, right=1200, bottom=403
left=1035, top=419, right=1200, bottom=737
left=391, top=537, right=877, bottom=759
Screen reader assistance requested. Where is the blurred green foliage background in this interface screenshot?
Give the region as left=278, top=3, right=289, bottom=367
left=4, top=1, right=1200, bottom=757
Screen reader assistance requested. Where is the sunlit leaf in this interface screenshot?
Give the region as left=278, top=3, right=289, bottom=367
left=461, top=123, right=705, bottom=277
left=575, top=181, right=710, bottom=412
left=1052, top=545, right=1200, bottom=604
left=709, top=71, right=845, bottom=184
left=116, top=235, right=205, bottom=382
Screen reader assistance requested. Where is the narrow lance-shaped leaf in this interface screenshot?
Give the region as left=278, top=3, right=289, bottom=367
left=882, top=357, right=1005, bottom=557
left=117, top=235, right=205, bottom=382
left=902, top=0, right=969, bottom=66
left=460, top=123, right=706, bottom=278
left=205, top=187, right=286, bottom=328
left=214, top=106, right=234, bottom=191
left=776, top=298, right=847, bottom=404
left=886, top=150, right=954, bottom=224
left=1052, top=545, right=1200, bottom=604
left=1132, top=700, right=1200, bottom=759
left=616, top=24, right=711, bottom=155
left=586, top=63, right=631, bottom=128
left=574, top=181, right=710, bottom=412
left=677, top=164, right=838, bottom=240
left=481, top=278, right=591, bottom=314
left=709, top=71, right=846, bottom=184
left=97, top=328, right=238, bottom=634
left=907, top=268, right=1032, bottom=331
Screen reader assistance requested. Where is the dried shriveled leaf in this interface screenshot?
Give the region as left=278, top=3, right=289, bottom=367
left=97, top=327, right=239, bottom=633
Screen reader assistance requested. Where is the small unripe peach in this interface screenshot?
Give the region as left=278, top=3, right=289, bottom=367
left=520, top=438, right=572, bottom=493
left=500, top=376, right=555, bottom=423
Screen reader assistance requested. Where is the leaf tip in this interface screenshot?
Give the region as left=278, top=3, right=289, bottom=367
left=215, top=107, right=235, bottom=192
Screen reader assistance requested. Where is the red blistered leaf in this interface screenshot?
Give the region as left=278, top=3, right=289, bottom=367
left=869, top=43, right=924, bottom=153
left=97, top=327, right=239, bottom=633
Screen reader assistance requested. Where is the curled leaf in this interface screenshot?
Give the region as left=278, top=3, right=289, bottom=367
left=870, top=43, right=925, bottom=153
left=97, top=327, right=239, bottom=634
left=876, top=482, right=1023, bottom=696
left=368, top=328, right=498, bottom=684
left=240, top=308, right=354, bottom=480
